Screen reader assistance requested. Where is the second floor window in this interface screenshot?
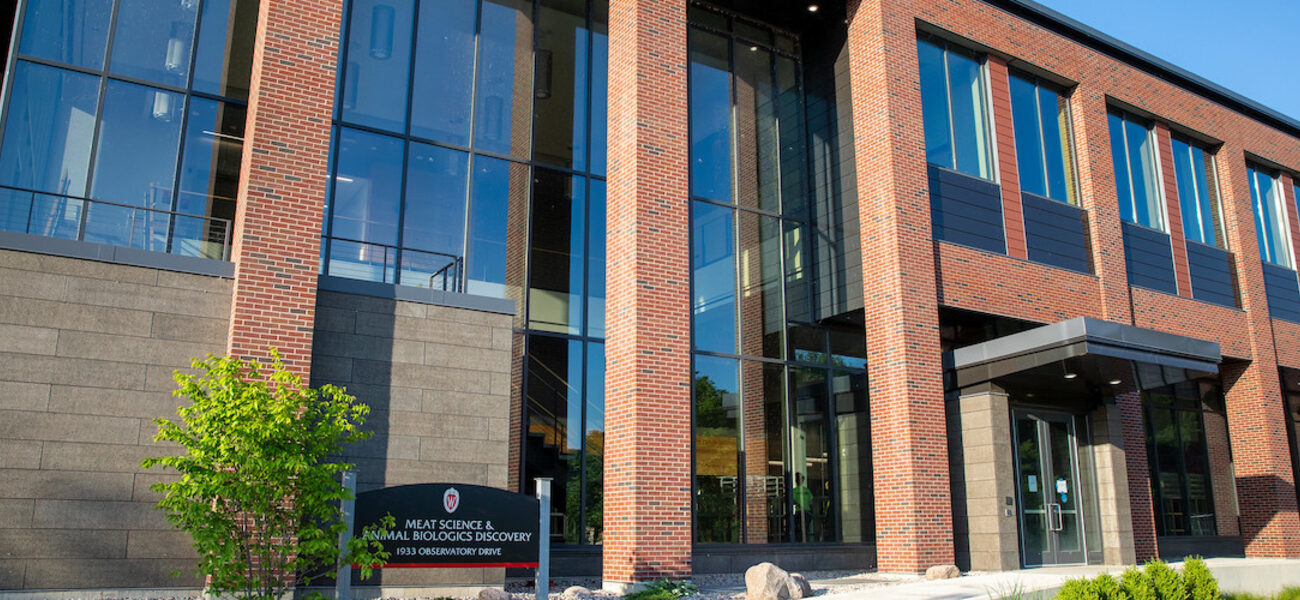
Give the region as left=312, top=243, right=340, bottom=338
left=1108, top=110, right=1164, bottom=230
left=917, top=36, right=993, bottom=180
left=1248, top=164, right=1291, bottom=268
left=1008, top=72, right=1076, bottom=204
left=1170, top=136, right=1223, bottom=247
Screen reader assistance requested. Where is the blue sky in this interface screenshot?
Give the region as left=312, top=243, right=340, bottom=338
left=1033, top=0, right=1300, bottom=122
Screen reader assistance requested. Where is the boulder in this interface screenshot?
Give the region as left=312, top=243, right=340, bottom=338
left=746, top=562, right=808, bottom=600
left=562, top=586, right=593, bottom=600
left=925, top=564, right=961, bottom=580
left=479, top=587, right=513, bottom=600
left=789, top=573, right=814, bottom=598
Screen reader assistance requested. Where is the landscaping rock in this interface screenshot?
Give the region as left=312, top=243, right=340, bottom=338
left=480, top=587, right=513, bottom=600
left=562, top=585, right=593, bottom=600
left=924, top=564, right=961, bottom=580
left=789, top=573, right=814, bottom=598
left=745, top=562, right=809, bottom=600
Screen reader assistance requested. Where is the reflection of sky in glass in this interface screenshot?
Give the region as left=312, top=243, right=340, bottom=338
left=341, top=0, right=414, bottom=133
left=690, top=30, right=732, bottom=203
left=1250, top=166, right=1289, bottom=267
left=692, top=200, right=737, bottom=354
left=591, top=32, right=609, bottom=177
left=466, top=156, right=515, bottom=295
left=587, top=180, right=606, bottom=338
left=91, top=81, right=183, bottom=209
left=918, top=39, right=952, bottom=169
left=403, top=143, right=469, bottom=256
left=331, top=128, right=402, bottom=245
left=411, top=0, right=476, bottom=145
left=20, top=0, right=113, bottom=70
left=475, top=0, right=532, bottom=157
left=109, top=0, right=198, bottom=88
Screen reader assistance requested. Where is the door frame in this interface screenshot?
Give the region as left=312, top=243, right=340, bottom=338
left=1011, top=409, right=1090, bottom=567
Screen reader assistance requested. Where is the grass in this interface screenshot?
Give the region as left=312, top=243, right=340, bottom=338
left=1223, top=587, right=1300, bottom=600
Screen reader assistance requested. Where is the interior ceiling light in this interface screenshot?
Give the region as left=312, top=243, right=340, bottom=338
left=1064, top=372, right=1078, bottom=379
left=807, top=4, right=819, bottom=12
left=1109, top=379, right=1122, bottom=385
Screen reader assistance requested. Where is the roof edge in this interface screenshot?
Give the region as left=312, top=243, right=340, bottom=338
left=980, top=0, right=1300, bottom=142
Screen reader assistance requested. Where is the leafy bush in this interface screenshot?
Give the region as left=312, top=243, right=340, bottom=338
left=1055, top=578, right=1091, bottom=600
left=1122, top=566, right=1158, bottom=600
left=625, top=579, right=699, bottom=600
left=1182, top=558, right=1220, bottom=600
left=1146, top=560, right=1187, bottom=600
left=1093, top=574, right=1126, bottom=600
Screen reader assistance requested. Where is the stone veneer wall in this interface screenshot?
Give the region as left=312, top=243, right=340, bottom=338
left=309, top=290, right=514, bottom=587
left=0, top=250, right=231, bottom=590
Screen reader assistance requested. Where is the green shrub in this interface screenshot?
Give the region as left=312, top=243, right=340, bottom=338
left=1182, top=557, right=1220, bottom=600
left=1146, top=560, right=1188, bottom=600
left=1122, top=566, right=1158, bottom=600
left=625, top=578, right=699, bottom=600
left=1055, top=578, right=1092, bottom=600
left=1279, top=587, right=1300, bottom=600
left=1092, top=573, right=1125, bottom=600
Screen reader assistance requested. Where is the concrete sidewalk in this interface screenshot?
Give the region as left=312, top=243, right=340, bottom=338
left=797, top=558, right=1300, bottom=600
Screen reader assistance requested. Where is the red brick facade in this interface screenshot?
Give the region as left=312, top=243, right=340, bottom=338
left=226, top=0, right=342, bottom=376
left=603, top=0, right=695, bottom=583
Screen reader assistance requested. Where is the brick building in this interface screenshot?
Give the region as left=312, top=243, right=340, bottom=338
left=0, top=0, right=1298, bottom=595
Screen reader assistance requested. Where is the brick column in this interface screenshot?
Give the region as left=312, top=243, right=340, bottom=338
left=1155, top=124, right=1193, bottom=297
left=987, top=57, right=1027, bottom=260
left=1216, top=149, right=1300, bottom=558
left=1068, top=92, right=1132, bottom=323
left=1115, top=389, right=1158, bottom=562
left=227, top=0, right=341, bottom=375
left=845, top=0, right=953, bottom=572
left=603, top=0, right=693, bottom=587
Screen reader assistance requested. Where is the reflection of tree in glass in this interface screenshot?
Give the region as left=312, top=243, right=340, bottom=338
left=563, top=430, right=604, bottom=544
left=693, top=373, right=738, bottom=542
left=695, top=374, right=728, bottom=429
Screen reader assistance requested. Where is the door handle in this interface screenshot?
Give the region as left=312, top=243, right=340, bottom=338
left=1048, top=504, right=1064, bottom=532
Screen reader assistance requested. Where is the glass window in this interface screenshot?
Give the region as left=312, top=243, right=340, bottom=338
left=340, top=0, right=415, bottom=134
left=690, top=29, right=732, bottom=203
left=590, top=4, right=608, bottom=177
left=694, top=354, right=741, bottom=543
left=587, top=180, right=606, bottom=338
left=174, top=98, right=244, bottom=259
left=533, top=0, right=589, bottom=171
left=1170, top=136, right=1222, bottom=247
left=742, top=360, right=788, bottom=543
left=400, top=143, right=470, bottom=287
left=692, top=200, right=737, bottom=354
left=737, top=209, right=784, bottom=359
left=524, top=335, right=585, bottom=544
left=192, top=0, right=259, bottom=100
left=409, top=0, right=476, bottom=145
left=916, top=36, right=993, bottom=180
left=1009, top=73, right=1076, bottom=203
left=474, top=0, right=534, bottom=158
left=0, top=62, right=100, bottom=197
left=528, top=169, right=585, bottom=335
left=1249, top=164, right=1291, bottom=268
left=19, top=0, right=113, bottom=69
left=465, top=156, right=529, bottom=297
left=791, top=366, right=832, bottom=542
left=833, top=369, right=873, bottom=542
left=1143, top=381, right=1218, bottom=537
left=1109, top=110, right=1164, bottom=230
left=734, top=42, right=779, bottom=213
left=108, top=0, right=198, bottom=88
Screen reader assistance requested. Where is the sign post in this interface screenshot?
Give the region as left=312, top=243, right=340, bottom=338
left=337, top=471, right=356, bottom=600
left=535, top=478, right=551, bottom=600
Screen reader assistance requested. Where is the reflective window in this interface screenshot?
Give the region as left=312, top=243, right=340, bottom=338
left=109, top=0, right=198, bottom=87
left=1170, top=136, right=1222, bottom=247
left=1009, top=73, right=1076, bottom=204
left=534, top=0, right=589, bottom=170
left=19, top=0, right=113, bottom=69
left=409, top=0, right=476, bottom=145
left=0, top=0, right=256, bottom=259
left=529, top=169, right=585, bottom=335
left=1108, top=110, right=1164, bottom=230
left=1143, top=381, right=1219, bottom=537
left=524, top=335, right=585, bottom=544
left=687, top=8, right=871, bottom=545
left=465, top=156, right=528, bottom=297
left=917, top=36, right=993, bottom=180
left=475, top=0, right=534, bottom=157
left=1249, top=164, right=1291, bottom=268
left=340, top=0, right=415, bottom=133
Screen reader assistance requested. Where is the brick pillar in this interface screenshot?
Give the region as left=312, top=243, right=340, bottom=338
left=227, top=0, right=341, bottom=375
left=1216, top=149, right=1300, bottom=557
left=844, top=0, right=953, bottom=572
left=603, top=0, right=692, bottom=587
left=1154, top=124, right=1193, bottom=297
left=1115, top=389, right=1158, bottom=562
left=1068, top=92, right=1132, bottom=323
left=987, top=57, right=1027, bottom=260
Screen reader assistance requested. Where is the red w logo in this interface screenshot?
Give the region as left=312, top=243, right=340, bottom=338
left=443, top=488, right=460, bottom=514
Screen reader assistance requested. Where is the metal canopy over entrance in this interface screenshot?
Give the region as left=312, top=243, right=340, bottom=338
left=946, top=317, right=1222, bottom=393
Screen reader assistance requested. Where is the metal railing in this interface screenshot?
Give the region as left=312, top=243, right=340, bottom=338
left=0, top=184, right=233, bottom=261
left=324, top=236, right=464, bottom=293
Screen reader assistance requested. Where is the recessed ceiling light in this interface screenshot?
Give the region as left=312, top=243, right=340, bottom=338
left=750, top=45, right=758, bottom=51
left=1109, top=379, right=1122, bottom=385
left=1064, top=372, right=1078, bottom=379
left=807, top=4, right=819, bottom=12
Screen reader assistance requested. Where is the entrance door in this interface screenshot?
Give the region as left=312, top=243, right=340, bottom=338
left=1013, top=412, right=1087, bottom=566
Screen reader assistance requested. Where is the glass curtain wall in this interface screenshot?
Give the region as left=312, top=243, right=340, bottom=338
left=916, top=34, right=994, bottom=180
left=1248, top=164, right=1291, bottom=268
left=1107, top=110, right=1165, bottom=230
left=323, top=0, right=610, bottom=547
left=0, top=0, right=257, bottom=259
left=1008, top=72, right=1076, bottom=204
left=1170, top=136, right=1222, bottom=247
left=687, top=4, right=872, bottom=545
left=1142, top=380, right=1219, bottom=537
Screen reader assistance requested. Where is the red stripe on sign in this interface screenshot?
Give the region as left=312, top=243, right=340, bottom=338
left=355, top=562, right=541, bottom=569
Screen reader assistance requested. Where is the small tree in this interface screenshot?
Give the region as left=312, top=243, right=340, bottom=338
left=143, top=350, right=392, bottom=600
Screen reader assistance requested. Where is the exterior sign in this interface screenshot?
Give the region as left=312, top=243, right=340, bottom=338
left=355, top=483, right=540, bottom=568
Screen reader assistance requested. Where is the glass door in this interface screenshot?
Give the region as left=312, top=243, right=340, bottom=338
left=1014, top=411, right=1087, bottom=566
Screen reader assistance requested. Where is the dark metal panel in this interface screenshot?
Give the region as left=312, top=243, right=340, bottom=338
left=928, top=166, right=1006, bottom=254
left=1185, top=241, right=1237, bottom=308
left=1022, top=192, right=1090, bottom=273
left=1122, top=222, right=1177, bottom=294
left=1262, top=262, right=1300, bottom=323
left=1156, top=536, right=1244, bottom=560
